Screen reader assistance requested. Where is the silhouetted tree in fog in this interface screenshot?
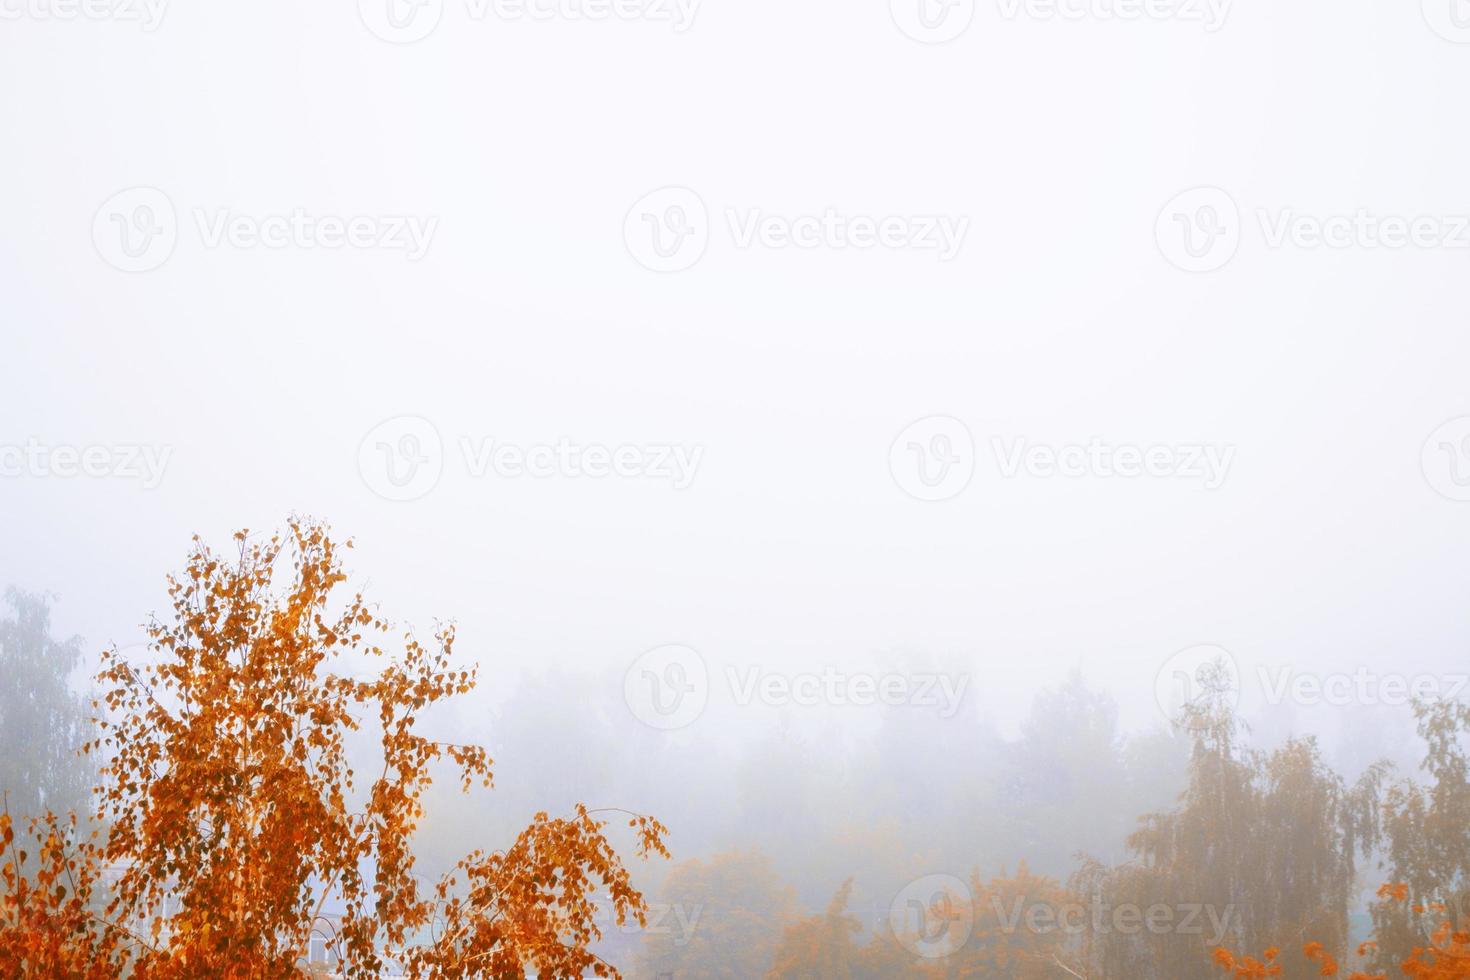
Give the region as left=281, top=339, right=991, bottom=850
left=0, top=588, right=91, bottom=822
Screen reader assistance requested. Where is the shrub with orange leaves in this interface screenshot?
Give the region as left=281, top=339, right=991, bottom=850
left=1213, top=885, right=1470, bottom=980
left=0, top=519, right=666, bottom=978
left=1211, top=944, right=1283, bottom=979
left=1385, top=879, right=1470, bottom=980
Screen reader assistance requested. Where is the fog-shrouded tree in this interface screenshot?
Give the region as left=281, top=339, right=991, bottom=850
left=945, top=863, right=1083, bottom=979
left=766, top=877, right=867, bottom=979
left=1069, top=662, right=1386, bottom=979
left=635, top=850, right=797, bottom=979
left=1369, top=698, right=1470, bottom=974
left=0, top=587, right=92, bottom=823
left=1001, top=670, right=1136, bottom=877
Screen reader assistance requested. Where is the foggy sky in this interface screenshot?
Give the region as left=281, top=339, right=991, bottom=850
left=4, top=0, right=1470, bottom=754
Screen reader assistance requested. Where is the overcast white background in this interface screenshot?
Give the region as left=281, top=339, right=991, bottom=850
left=4, top=0, right=1470, bottom=741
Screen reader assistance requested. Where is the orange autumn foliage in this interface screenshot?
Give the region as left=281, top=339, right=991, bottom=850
left=1214, top=885, right=1470, bottom=980
left=765, top=865, right=1082, bottom=979
left=0, top=519, right=666, bottom=979
left=0, top=809, right=124, bottom=978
